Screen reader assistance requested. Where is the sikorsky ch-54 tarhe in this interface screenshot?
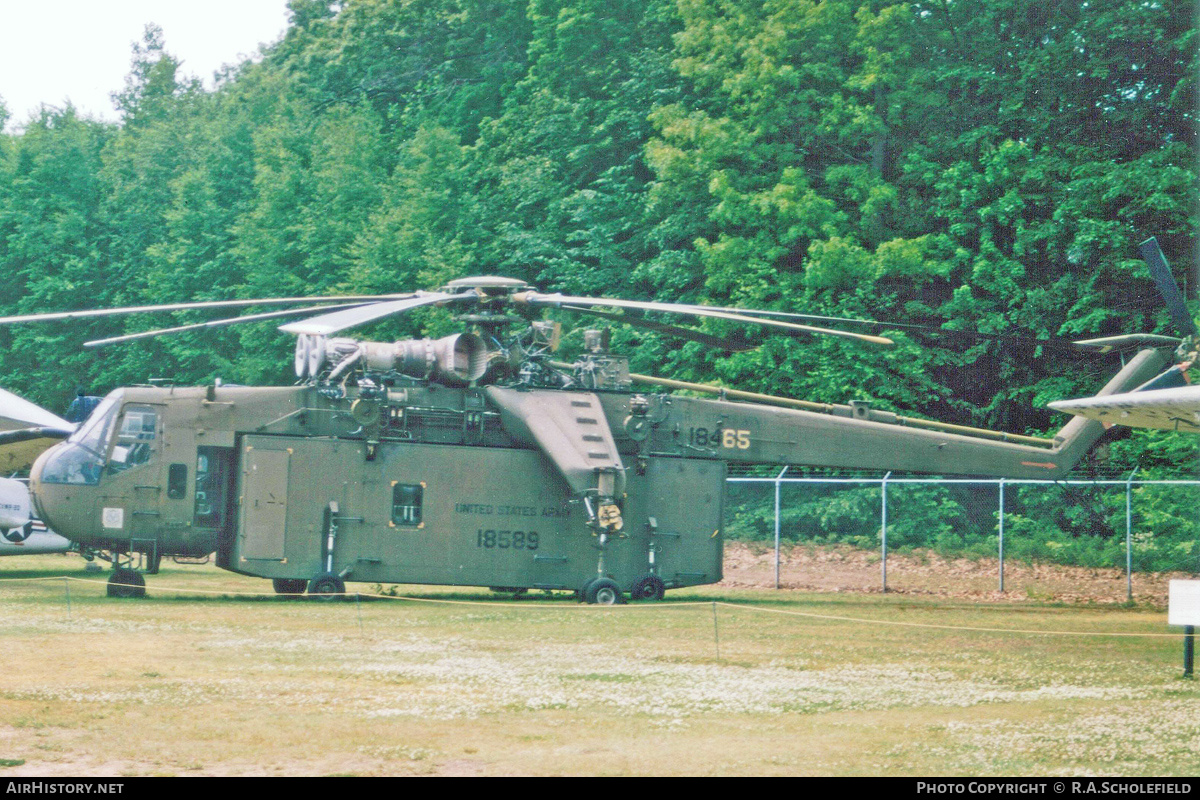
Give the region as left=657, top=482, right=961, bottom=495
left=0, top=276, right=1171, bottom=602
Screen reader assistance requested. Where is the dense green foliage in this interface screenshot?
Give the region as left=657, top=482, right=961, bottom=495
left=0, top=0, right=1195, bottom=563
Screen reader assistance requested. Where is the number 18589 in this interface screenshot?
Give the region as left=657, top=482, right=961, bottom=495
left=477, top=529, right=539, bottom=550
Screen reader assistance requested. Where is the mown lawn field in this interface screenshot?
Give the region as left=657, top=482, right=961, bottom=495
left=0, top=554, right=1196, bottom=776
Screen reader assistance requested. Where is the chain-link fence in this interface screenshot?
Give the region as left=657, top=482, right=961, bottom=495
left=724, top=474, right=1200, bottom=602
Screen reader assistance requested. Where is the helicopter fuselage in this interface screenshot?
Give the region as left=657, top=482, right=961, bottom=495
left=28, top=382, right=726, bottom=594
left=26, top=345, right=1167, bottom=597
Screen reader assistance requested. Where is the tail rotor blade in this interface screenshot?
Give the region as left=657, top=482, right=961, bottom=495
left=1139, top=236, right=1198, bottom=338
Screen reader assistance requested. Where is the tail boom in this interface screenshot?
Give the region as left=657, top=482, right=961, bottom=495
left=602, top=348, right=1170, bottom=479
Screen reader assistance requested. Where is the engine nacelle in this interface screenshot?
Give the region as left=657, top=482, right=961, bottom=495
left=0, top=477, right=32, bottom=532
left=295, top=332, right=489, bottom=385
left=363, top=334, right=489, bottom=385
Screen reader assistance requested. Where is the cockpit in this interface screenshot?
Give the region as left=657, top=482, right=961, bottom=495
left=39, top=391, right=159, bottom=485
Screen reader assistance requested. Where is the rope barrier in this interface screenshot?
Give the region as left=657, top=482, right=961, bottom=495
left=714, top=602, right=1183, bottom=638
left=352, top=590, right=710, bottom=609
left=0, top=573, right=1185, bottom=638
left=0, top=575, right=710, bottom=607
left=0, top=575, right=86, bottom=583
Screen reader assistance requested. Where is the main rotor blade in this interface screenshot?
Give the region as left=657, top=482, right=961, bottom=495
left=0, top=294, right=413, bottom=326
left=278, top=291, right=477, bottom=336
left=514, top=293, right=894, bottom=346
left=83, top=303, right=376, bottom=348
left=672, top=304, right=1109, bottom=354
left=1139, top=236, right=1198, bottom=338
left=562, top=306, right=758, bottom=352
left=1071, top=334, right=1182, bottom=353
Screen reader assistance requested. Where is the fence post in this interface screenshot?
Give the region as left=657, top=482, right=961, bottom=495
left=881, top=471, right=891, bottom=593
left=774, top=466, right=788, bottom=590
left=1186, top=627, right=1195, bottom=678
left=1126, top=466, right=1138, bottom=603
left=998, top=479, right=1005, bottom=593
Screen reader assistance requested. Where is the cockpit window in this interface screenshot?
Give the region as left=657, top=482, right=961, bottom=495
left=106, top=406, right=158, bottom=475
left=67, top=392, right=121, bottom=449
left=41, top=394, right=160, bottom=485
left=42, top=393, right=123, bottom=485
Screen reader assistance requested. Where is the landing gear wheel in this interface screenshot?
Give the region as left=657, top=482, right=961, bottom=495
left=578, top=577, right=598, bottom=603
left=107, top=567, right=145, bottom=599
left=584, top=578, right=623, bottom=606
left=273, top=578, right=308, bottom=595
left=145, top=551, right=162, bottom=575
left=630, top=575, right=666, bottom=601
left=307, top=572, right=346, bottom=600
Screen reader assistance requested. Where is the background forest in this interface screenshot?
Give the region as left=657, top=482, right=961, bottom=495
left=0, top=0, right=1195, bottom=567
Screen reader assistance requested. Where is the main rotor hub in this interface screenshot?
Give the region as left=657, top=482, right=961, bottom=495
left=441, top=276, right=533, bottom=297
left=443, top=276, right=537, bottom=327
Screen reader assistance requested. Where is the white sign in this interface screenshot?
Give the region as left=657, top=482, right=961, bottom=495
left=1168, top=580, right=1200, bottom=627
left=101, top=507, right=125, bottom=530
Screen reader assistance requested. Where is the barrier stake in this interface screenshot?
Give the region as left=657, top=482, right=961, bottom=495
left=712, top=601, right=720, bottom=661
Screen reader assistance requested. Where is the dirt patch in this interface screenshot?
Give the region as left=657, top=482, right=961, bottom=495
left=719, top=542, right=1193, bottom=606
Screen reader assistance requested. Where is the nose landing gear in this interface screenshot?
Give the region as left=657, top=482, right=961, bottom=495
left=106, top=567, right=145, bottom=598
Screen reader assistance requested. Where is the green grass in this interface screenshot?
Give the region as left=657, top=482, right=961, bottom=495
left=0, top=553, right=1196, bottom=776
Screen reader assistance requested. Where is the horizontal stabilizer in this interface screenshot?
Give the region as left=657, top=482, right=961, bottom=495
left=1049, top=385, right=1200, bottom=433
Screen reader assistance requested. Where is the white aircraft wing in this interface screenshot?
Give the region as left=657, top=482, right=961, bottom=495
left=1048, top=385, right=1200, bottom=433
left=0, top=387, right=75, bottom=473
left=0, top=386, right=71, bottom=430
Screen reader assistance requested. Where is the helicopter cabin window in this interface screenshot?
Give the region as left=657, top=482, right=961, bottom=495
left=391, top=483, right=423, bottom=527
left=194, top=447, right=233, bottom=529
left=106, top=406, right=158, bottom=475
left=167, top=464, right=188, bottom=499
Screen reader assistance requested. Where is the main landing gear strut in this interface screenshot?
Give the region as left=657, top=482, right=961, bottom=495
left=95, top=545, right=158, bottom=598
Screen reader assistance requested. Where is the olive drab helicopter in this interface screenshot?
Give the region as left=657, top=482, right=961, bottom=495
left=0, top=274, right=1174, bottom=603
